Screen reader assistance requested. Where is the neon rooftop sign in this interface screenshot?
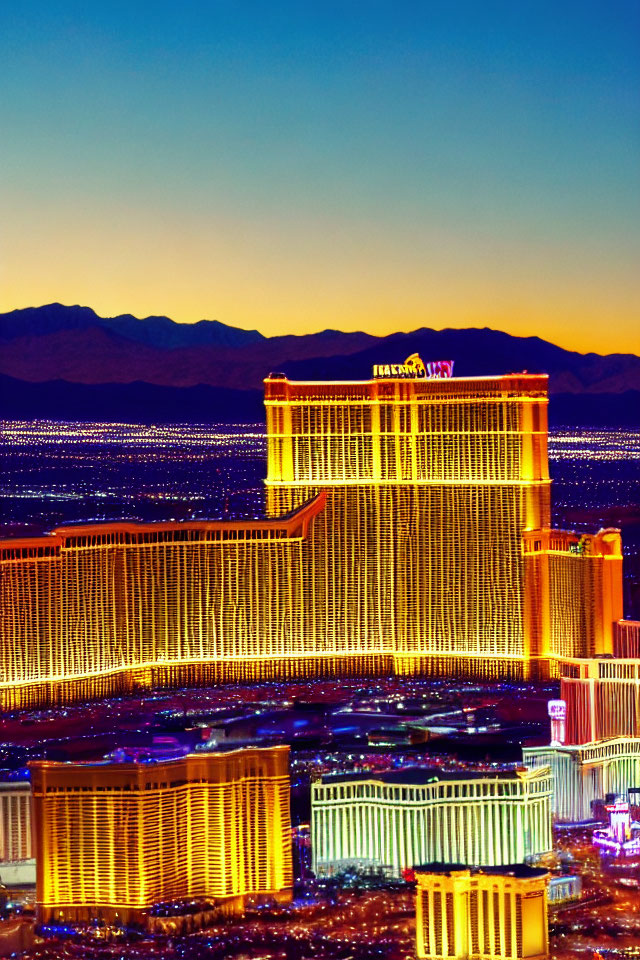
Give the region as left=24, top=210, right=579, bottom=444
left=373, top=354, right=454, bottom=380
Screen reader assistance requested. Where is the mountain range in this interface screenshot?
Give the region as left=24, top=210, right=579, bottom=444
left=1, top=303, right=638, bottom=424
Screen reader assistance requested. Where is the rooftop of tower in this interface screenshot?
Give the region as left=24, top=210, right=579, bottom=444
left=413, top=863, right=549, bottom=879
left=266, top=371, right=548, bottom=383
left=264, top=367, right=549, bottom=401
left=318, top=765, right=542, bottom=785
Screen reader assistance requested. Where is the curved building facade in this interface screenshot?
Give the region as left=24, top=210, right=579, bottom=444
left=0, top=366, right=624, bottom=707
left=523, top=737, right=640, bottom=822
left=311, top=766, right=553, bottom=878
left=30, top=746, right=292, bottom=924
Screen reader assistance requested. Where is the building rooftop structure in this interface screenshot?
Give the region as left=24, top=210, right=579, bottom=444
left=414, top=862, right=549, bottom=879
left=320, top=766, right=531, bottom=785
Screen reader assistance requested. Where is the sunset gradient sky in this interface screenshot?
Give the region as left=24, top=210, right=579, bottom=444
left=1, top=1, right=639, bottom=353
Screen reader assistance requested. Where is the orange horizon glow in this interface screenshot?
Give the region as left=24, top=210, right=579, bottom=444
left=2, top=226, right=638, bottom=357
left=2, top=189, right=639, bottom=358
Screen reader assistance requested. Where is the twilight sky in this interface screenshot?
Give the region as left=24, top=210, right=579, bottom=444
left=1, top=0, right=639, bottom=353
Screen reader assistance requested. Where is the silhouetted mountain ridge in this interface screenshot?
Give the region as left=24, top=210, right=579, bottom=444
left=0, top=305, right=638, bottom=400
left=0, top=303, right=265, bottom=349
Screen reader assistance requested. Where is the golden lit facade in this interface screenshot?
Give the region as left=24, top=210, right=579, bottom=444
left=522, top=528, right=623, bottom=661
left=0, top=497, right=325, bottom=709
left=415, top=864, right=549, bottom=960
left=266, top=373, right=553, bottom=678
left=0, top=366, right=625, bottom=706
left=311, top=766, right=553, bottom=878
left=30, top=746, right=292, bottom=923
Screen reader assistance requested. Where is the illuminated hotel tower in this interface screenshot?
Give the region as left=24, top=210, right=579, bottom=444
left=265, top=370, right=552, bottom=677
left=415, top=864, right=550, bottom=960
left=0, top=360, right=624, bottom=708
left=266, top=369, right=620, bottom=677
left=30, top=746, right=292, bottom=924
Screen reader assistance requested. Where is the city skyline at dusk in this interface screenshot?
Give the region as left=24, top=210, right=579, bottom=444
left=2, top=1, right=639, bottom=354
left=2, top=4, right=640, bottom=957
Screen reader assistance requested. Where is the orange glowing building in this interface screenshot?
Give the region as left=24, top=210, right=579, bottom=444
left=0, top=360, right=625, bottom=706
left=30, top=746, right=292, bottom=924
left=558, top=647, right=640, bottom=745
left=614, top=620, right=640, bottom=659
left=415, top=863, right=550, bottom=960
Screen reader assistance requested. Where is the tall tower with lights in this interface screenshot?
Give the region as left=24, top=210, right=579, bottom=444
left=266, top=367, right=554, bottom=678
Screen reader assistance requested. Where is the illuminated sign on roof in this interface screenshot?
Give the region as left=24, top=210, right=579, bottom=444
left=372, top=354, right=454, bottom=380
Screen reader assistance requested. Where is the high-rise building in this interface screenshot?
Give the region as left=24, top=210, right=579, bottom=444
left=522, top=528, right=623, bottom=662
left=414, top=863, right=549, bottom=960
left=266, top=371, right=554, bottom=679
left=311, top=766, right=552, bottom=878
left=0, top=362, right=625, bottom=708
left=0, top=498, right=326, bottom=710
left=30, top=746, right=292, bottom=924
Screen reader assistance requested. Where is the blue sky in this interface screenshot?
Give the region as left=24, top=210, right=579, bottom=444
left=1, top=0, right=638, bottom=352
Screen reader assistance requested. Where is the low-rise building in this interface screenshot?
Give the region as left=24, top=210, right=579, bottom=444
left=312, top=766, right=552, bottom=878
left=415, top=863, right=549, bottom=960
left=0, top=781, right=35, bottom=887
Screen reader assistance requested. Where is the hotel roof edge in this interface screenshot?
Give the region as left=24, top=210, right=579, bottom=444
left=317, top=765, right=550, bottom=785
left=0, top=491, right=327, bottom=550
left=264, top=372, right=549, bottom=385
left=28, top=743, right=290, bottom=771
left=413, top=862, right=549, bottom=879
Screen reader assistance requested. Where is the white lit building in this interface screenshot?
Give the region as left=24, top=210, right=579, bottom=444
left=547, top=875, right=581, bottom=904
left=312, top=767, right=552, bottom=878
left=523, top=737, right=640, bottom=822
